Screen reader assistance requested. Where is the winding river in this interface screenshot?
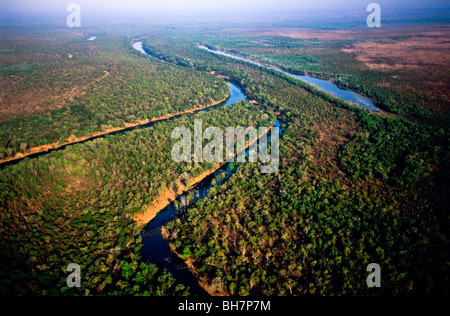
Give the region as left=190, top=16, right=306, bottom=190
left=133, top=40, right=380, bottom=295
left=134, top=40, right=250, bottom=295
left=198, top=45, right=378, bottom=112
left=135, top=41, right=377, bottom=112
left=2, top=39, right=379, bottom=296
left=139, top=119, right=282, bottom=296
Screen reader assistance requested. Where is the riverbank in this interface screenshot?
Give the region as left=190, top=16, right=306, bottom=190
left=138, top=122, right=277, bottom=296
left=134, top=163, right=222, bottom=229
left=134, top=119, right=274, bottom=228
left=199, top=44, right=379, bottom=112
left=161, top=226, right=230, bottom=296
left=134, top=123, right=272, bottom=228
left=0, top=96, right=228, bottom=166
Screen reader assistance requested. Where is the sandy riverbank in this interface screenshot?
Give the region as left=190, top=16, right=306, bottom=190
left=133, top=163, right=221, bottom=228
left=0, top=97, right=228, bottom=166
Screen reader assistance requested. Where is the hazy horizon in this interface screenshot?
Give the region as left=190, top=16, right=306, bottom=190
left=1, top=0, right=449, bottom=28
left=2, top=0, right=449, bottom=15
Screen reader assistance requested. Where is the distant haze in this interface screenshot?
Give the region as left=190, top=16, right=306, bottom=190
left=1, top=0, right=449, bottom=16
left=1, top=0, right=449, bottom=27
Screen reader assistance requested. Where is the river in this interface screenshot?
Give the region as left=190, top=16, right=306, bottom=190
left=198, top=45, right=378, bottom=112
left=134, top=39, right=380, bottom=296
left=0, top=38, right=378, bottom=295
left=139, top=120, right=281, bottom=296
left=134, top=40, right=252, bottom=295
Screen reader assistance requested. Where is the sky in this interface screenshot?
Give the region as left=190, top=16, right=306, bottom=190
left=1, top=0, right=449, bottom=27
left=1, top=0, right=449, bottom=15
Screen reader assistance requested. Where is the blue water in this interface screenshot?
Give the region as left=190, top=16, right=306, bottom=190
left=225, top=82, right=247, bottom=107
left=133, top=40, right=252, bottom=295
left=133, top=39, right=280, bottom=296
left=139, top=80, right=248, bottom=296
left=133, top=41, right=146, bottom=54
left=134, top=41, right=247, bottom=110
left=199, top=45, right=378, bottom=112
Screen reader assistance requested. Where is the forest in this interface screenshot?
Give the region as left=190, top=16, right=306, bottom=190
left=144, top=29, right=449, bottom=295
left=0, top=91, right=274, bottom=295
left=0, top=31, right=228, bottom=159
left=187, top=29, right=449, bottom=124
left=0, top=21, right=449, bottom=296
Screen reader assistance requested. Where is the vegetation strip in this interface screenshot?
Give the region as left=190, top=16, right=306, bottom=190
left=0, top=97, right=228, bottom=166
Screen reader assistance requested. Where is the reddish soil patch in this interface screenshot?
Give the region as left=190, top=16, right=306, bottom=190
left=341, top=33, right=450, bottom=73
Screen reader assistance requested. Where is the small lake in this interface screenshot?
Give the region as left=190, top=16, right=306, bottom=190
left=199, top=45, right=377, bottom=112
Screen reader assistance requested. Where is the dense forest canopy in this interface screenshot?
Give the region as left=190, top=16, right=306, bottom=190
left=0, top=31, right=228, bottom=159
left=142, top=28, right=449, bottom=295
left=0, top=19, right=448, bottom=296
